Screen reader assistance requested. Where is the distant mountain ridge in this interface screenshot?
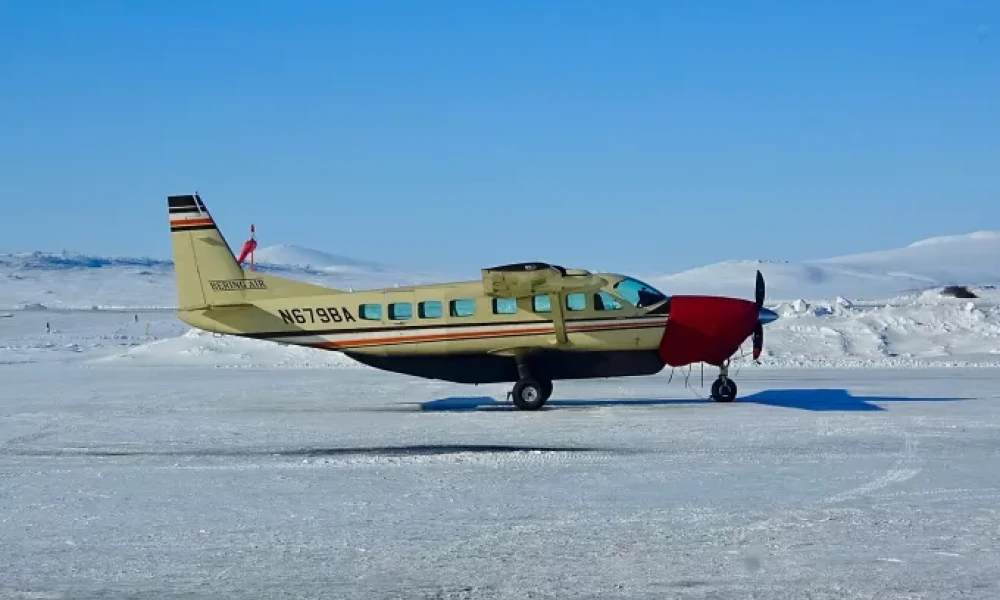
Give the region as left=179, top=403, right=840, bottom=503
left=0, top=245, right=392, bottom=275
left=0, top=251, right=171, bottom=271
left=0, top=246, right=443, bottom=310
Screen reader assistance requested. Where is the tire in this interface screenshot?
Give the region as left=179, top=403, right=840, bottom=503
left=711, top=378, right=738, bottom=402
left=512, top=378, right=547, bottom=410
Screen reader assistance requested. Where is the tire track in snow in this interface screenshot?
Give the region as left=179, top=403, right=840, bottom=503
left=722, top=423, right=925, bottom=570
left=823, top=426, right=921, bottom=504
left=1, top=420, right=60, bottom=448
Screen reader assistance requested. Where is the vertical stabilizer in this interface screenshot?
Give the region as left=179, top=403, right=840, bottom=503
left=168, top=194, right=247, bottom=309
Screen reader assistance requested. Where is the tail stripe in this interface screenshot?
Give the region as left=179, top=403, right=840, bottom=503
left=168, top=194, right=214, bottom=231
left=170, top=222, right=217, bottom=232
left=169, top=213, right=216, bottom=231
left=168, top=195, right=199, bottom=209
left=169, top=206, right=202, bottom=214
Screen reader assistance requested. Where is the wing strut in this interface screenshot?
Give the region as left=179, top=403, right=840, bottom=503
left=550, top=292, right=568, bottom=344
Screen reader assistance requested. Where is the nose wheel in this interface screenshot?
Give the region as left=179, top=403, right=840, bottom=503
left=710, top=360, right=738, bottom=402
left=710, top=377, right=738, bottom=402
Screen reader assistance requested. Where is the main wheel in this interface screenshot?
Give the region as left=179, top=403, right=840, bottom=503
left=710, top=377, right=738, bottom=402
left=512, top=378, right=548, bottom=410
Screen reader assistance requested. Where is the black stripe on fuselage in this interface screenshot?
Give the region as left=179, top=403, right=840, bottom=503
left=170, top=224, right=218, bottom=232
left=169, top=206, right=204, bottom=214
left=240, top=314, right=669, bottom=339
left=168, top=195, right=198, bottom=208
left=344, top=350, right=665, bottom=384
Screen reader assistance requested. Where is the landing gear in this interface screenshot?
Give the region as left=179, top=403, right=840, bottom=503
left=510, top=360, right=552, bottom=410
left=711, top=377, right=737, bottom=402
left=710, top=360, right=738, bottom=402
left=512, top=378, right=551, bottom=410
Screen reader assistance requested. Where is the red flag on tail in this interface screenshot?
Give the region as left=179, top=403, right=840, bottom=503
left=236, top=224, right=257, bottom=267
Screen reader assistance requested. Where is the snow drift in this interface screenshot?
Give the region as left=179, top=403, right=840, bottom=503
left=97, top=328, right=365, bottom=369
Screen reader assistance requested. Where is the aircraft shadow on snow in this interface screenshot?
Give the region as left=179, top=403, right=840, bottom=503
left=418, top=389, right=969, bottom=413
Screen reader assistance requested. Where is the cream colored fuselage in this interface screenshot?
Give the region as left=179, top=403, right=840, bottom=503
left=177, top=276, right=668, bottom=359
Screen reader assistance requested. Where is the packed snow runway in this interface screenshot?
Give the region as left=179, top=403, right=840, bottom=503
left=4, top=349, right=1000, bottom=598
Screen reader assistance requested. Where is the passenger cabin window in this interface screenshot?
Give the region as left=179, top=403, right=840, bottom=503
left=449, top=299, right=475, bottom=317
left=492, top=298, right=517, bottom=315
left=388, top=302, right=412, bottom=320
left=613, top=277, right=668, bottom=308
left=565, top=293, right=586, bottom=311
left=418, top=300, right=442, bottom=318
left=532, top=295, right=551, bottom=313
left=359, top=303, right=382, bottom=320
left=594, top=291, right=623, bottom=311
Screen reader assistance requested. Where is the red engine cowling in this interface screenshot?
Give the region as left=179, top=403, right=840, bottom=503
left=658, top=295, right=759, bottom=367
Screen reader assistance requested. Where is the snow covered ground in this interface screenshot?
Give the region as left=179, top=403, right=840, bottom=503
left=3, top=346, right=1000, bottom=598
left=3, top=231, right=1000, bottom=597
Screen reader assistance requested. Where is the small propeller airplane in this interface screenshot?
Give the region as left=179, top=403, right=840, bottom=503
left=167, top=193, right=779, bottom=409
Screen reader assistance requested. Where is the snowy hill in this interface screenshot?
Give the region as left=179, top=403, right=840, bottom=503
left=645, top=231, right=1000, bottom=302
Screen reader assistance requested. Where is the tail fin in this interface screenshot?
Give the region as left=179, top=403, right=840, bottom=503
left=168, top=194, right=249, bottom=309
left=168, top=193, right=340, bottom=311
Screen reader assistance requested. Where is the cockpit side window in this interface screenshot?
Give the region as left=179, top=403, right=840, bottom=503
left=613, top=277, right=667, bottom=308
left=594, top=291, right=623, bottom=311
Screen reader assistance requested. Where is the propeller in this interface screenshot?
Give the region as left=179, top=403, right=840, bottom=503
left=752, top=270, right=765, bottom=361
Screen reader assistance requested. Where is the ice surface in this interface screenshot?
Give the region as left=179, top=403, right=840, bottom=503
left=2, top=355, right=1000, bottom=598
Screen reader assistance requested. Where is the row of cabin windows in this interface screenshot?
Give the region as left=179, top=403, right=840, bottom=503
left=356, top=292, right=624, bottom=322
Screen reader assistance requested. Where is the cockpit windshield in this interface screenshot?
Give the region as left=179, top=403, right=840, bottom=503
left=613, top=277, right=668, bottom=308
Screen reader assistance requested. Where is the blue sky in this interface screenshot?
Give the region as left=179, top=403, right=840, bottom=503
left=1, top=1, right=996, bottom=275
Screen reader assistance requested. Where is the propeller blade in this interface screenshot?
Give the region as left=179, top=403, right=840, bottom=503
left=755, top=270, right=765, bottom=308
left=752, top=322, right=763, bottom=361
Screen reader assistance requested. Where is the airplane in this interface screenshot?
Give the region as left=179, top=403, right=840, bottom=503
left=167, top=193, right=779, bottom=410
